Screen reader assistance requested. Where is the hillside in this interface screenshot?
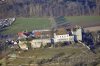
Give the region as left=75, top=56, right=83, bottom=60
left=0, top=0, right=100, bottom=18
left=2, top=44, right=100, bottom=66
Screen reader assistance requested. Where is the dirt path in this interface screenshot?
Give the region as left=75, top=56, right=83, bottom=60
left=84, top=26, right=100, bottom=32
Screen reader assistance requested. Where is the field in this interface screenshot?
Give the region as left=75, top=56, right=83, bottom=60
left=1, top=16, right=100, bottom=34
left=1, top=17, right=52, bottom=34
left=66, top=16, right=100, bottom=27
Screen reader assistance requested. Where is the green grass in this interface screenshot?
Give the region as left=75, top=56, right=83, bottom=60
left=1, top=17, right=51, bottom=34
left=67, top=16, right=100, bottom=23
left=1, top=16, right=100, bottom=34
left=66, top=16, right=100, bottom=26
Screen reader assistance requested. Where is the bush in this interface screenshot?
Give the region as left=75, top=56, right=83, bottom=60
left=44, top=43, right=51, bottom=48
left=55, top=42, right=69, bottom=47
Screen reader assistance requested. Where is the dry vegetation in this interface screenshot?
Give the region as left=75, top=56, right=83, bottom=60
left=0, top=44, right=99, bottom=66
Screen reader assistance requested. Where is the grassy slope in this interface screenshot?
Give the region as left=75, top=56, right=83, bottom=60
left=7, top=45, right=100, bottom=66
left=1, top=16, right=100, bottom=34
left=7, top=46, right=83, bottom=65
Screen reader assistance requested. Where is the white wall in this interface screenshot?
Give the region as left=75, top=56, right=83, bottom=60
left=71, top=28, right=82, bottom=41
left=75, top=28, right=82, bottom=41
left=30, top=39, right=51, bottom=48
left=18, top=41, right=28, bottom=50
left=54, top=33, right=70, bottom=42
left=53, top=28, right=82, bottom=42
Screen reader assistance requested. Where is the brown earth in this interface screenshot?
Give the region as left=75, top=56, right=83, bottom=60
left=84, top=26, right=100, bottom=32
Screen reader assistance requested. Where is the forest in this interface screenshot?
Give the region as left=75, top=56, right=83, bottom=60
left=0, top=0, right=100, bottom=18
